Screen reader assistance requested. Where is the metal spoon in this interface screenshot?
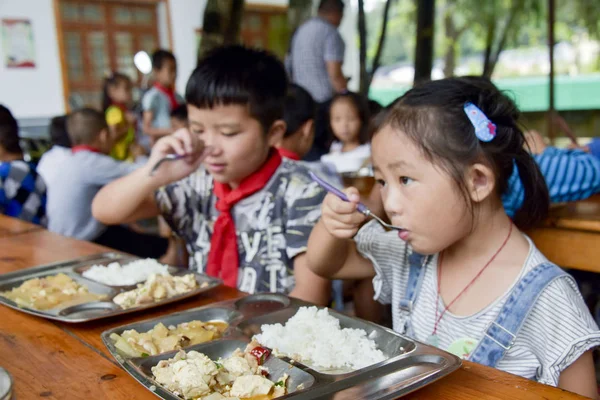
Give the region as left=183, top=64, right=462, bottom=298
left=309, top=171, right=404, bottom=231
left=149, top=154, right=186, bottom=176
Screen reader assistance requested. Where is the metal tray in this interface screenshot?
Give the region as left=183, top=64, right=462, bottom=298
left=0, top=252, right=221, bottom=323
left=102, top=293, right=462, bottom=399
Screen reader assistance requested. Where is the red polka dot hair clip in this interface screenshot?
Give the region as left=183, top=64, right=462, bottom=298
left=464, top=102, right=497, bottom=142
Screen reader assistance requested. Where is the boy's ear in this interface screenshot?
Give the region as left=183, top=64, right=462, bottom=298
left=301, top=119, right=315, bottom=142
left=267, top=120, right=286, bottom=147
left=466, top=162, right=496, bottom=204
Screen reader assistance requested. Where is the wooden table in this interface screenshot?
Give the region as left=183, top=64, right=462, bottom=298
left=0, top=214, right=42, bottom=238
left=0, top=220, right=587, bottom=399
left=528, top=194, right=600, bottom=273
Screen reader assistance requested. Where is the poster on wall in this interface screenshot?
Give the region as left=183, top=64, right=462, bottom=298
left=1, top=19, right=36, bottom=68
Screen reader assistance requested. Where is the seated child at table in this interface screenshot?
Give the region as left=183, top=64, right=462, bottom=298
left=37, top=115, right=71, bottom=185
left=277, top=84, right=341, bottom=185
left=103, top=72, right=138, bottom=162
left=45, top=108, right=169, bottom=258
left=321, top=91, right=371, bottom=174
left=306, top=77, right=600, bottom=397
left=0, top=104, right=47, bottom=225
left=92, top=45, right=331, bottom=305
left=170, top=104, right=188, bottom=131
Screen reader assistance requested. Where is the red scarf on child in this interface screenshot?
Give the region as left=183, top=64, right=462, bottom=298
left=153, top=83, right=178, bottom=111
left=206, top=150, right=282, bottom=287
left=71, top=145, right=101, bottom=154
left=277, top=147, right=300, bottom=161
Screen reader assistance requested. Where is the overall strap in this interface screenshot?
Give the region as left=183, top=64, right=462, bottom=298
left=398, top=251, right=428, bottom=337
left=469, top=262, right=569, bottom=367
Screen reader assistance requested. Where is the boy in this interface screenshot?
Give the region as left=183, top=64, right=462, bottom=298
left=0, top=105, right=46, bottom=225
left=93, top=46, right=331, bottom=305
left=46, top=108, right=169, bottom=258
left=141, top=49, right=184, bottom=149
left=277, top=84, right=341, bottom=186
left=38, top=115, right=71, bottom=185
left=170, top=104, right=188, bottom=131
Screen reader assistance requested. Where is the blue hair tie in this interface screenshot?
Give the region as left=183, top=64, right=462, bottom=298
left=464, top=102, right=497, bottom=142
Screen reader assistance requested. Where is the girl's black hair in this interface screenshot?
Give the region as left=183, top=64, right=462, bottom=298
left=329, top=91, right=370, bottom=146
left=102, top=72, right=131, bottom=112
left=375, top=76, right=549, bottom=230
left=0, top=104, right=22, bottom=154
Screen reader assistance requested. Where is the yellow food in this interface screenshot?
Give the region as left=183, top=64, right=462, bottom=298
left=1, top=273, right=105, bottom=310
left=110, top=320, right=228, bottom=357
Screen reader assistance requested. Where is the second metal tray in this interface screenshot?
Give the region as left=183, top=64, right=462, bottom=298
left=103, top=293, right=462, bottom=399
left=0, top=252, right=221, bottom=323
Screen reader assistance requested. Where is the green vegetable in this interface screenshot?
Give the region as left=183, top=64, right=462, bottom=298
left=141, top=353, right=149, bottom=357
left=214, top=362, right=223, bottom=369
left=274, top=381, right=284, bottom=387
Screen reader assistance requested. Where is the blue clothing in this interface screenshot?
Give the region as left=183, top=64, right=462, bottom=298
left=503, top=147, right=600, bottom=217
left=0, top=160, right=47, bottom=225
left=588, top=138, right=600, bottom=160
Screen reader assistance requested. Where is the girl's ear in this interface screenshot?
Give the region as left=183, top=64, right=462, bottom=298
left=465, top=162, right=496, bottom=204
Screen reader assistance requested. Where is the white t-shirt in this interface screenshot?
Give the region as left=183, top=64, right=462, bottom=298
left=321, top=142, right=371, bottom=173
left=355, top=220, right=600, bottom=386
left=42, top=149, right=138, bottom=240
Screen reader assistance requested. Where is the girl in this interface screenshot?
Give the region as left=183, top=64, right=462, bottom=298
left=102, top=72, right=138, bottom=161
left=321, top=91, right=371, bottom=173
left=307, top=77, right=600, bottom=398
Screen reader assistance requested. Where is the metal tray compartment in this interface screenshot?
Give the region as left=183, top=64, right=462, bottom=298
left=0, top=252, right=221, bottom=323
left=103, top=293, right=462, bottom=399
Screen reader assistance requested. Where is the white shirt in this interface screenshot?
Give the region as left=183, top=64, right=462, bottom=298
left=355, top=220, right=600, bottom=386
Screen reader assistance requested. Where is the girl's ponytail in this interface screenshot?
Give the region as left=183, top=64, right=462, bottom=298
left=512, top=146, right=550, bottom=230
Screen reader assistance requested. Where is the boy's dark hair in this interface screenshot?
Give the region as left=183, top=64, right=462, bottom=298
left=374, top=76, right=549, bottom=230
left=0, top=104, right=22, bottom=155
left=66, top=108, right=108, bottom=146
left=329, top=91, right=370, bottom=145
left=186, top=45, right=287, bottom=132
left=152, top=49, right=176, bottom=70
left=102, top=72, right=131, bottom=112
left=319, top=0, right=345, bottom=13
left=283, top=84, right=316, bottom=138
left=48, top=115, right=71, bottom=148
left=368, top=99, right=383, bottom=118
left=170, top=104, right=188, bottom=122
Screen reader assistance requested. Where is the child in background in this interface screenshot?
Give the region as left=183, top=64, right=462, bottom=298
left=92, top=46, right=330, bottom=305
left=170, top=104, right=188, bottom=131
left=37, top=115, right=71, bottom=186
left=321, top=91, right=371, bottom=173
left=0, top=105, right=46, bottom=225
left=103, top=72, right=137, bottom=162
left=44, top=108, right=169, bottom=259
left=306, top=77, right=600, bottom=397
left=277, top=84, right=341, bottom=185
left=141, top=50, right=184, bottom=150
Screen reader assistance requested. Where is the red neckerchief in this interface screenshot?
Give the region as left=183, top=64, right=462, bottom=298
left=112, top=102, right=128, bottom=113
left=71, top=145, right=101, bottom=154
left=277, top=147, right=301, bottom=161
left=153, top=83, right=178, bottom=111
left=206, top=150, right=282, bottom=287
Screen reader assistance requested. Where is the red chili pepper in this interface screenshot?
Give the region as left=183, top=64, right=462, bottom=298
left=250, top=346, right=271, bottom=365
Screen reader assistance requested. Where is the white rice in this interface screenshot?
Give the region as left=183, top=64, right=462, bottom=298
left=254, top=306, right=386, bottom=371
left=82, top=259, right=170, bottom=286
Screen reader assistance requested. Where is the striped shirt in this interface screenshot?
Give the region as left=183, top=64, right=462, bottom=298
left=355, top=220, right=600, bottom=386
left=503, top=147, right=600, bottom=217
left=287, top=17, right=345, bottom=103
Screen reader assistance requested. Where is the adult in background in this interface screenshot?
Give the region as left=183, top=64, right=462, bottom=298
left=288, top=0, right=347, bottom=161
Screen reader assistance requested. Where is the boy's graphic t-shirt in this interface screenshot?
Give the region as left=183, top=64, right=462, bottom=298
left=155, top=159, right=326, bottom=294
